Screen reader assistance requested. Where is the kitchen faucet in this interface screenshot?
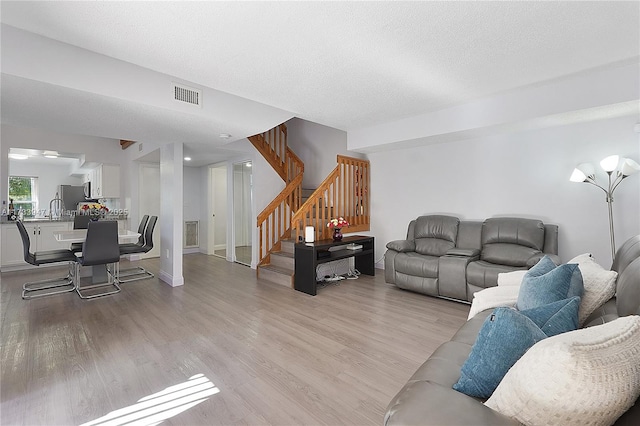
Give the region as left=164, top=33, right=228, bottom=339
left=49, top=192, right=64, bottom=220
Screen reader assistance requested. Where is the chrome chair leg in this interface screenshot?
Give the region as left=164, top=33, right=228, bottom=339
left=21, top=262, right=76, bottom=300
left=117, top=265, right=154, bottom=283
left=75, top=262, right=121, bottom=300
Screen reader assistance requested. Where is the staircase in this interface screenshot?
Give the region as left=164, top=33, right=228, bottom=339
left=249, top=123, right=370, bottom=289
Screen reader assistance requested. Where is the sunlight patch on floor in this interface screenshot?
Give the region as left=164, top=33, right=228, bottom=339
left=81, top=374, right=219, bottom=426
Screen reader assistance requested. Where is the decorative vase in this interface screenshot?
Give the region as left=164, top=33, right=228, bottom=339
left=332, top=227, right=343, bottom=242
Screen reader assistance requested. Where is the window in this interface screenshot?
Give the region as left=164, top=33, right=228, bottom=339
left=9, top=176, right=38, bottom=218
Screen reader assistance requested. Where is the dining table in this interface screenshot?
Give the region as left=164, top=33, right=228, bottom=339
left=53, top=229, right=141, bottom=244
left=54, top=228, right=141, bottom=283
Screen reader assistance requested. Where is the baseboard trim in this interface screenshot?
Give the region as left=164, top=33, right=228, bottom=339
left=159, top=270, right=184, bottom=287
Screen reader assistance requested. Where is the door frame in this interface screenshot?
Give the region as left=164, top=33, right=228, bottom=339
left=232, top=160, right=253, bottom=266
left=207, top=164, right=228, bottom=258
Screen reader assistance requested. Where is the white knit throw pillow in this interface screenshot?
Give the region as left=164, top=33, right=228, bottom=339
left=485, top=316, right=640, bottom=426
left=567, top=253, right=617, bottom=325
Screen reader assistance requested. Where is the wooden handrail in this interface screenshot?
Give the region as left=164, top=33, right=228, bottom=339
left=257, top=173, right=303, bottom=265
left=291, top=155, right=370, bottom=242
left=253, top=122, right=307, bottom=265
left=252, top=123, right=370, bottom=267
left=248, top=124, right=290, bottom=181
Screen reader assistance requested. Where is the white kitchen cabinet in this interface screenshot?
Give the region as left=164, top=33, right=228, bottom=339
left=91, top=164, right=120, bottom=198
left=1, top=222, right=71, bottom=270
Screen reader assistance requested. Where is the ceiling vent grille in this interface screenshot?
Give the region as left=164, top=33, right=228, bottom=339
left=173, top=83, right=201, bottom=107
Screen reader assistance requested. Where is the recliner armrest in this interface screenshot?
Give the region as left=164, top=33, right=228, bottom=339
left=526, top=253, right=560, bottom=267
left=386, top=240, right=416, bottom=252
left=446, top=248, right=480, bottom=258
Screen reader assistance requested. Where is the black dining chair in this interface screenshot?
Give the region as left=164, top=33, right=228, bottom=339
left=118, top=215, right=157, bottom=283
left=74, top=220, right=121, bottom=299
left=70, top=215, right=92, bottom=254
left=17, top=220, right=78, bottom=299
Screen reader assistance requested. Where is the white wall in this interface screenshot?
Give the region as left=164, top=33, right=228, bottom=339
left=369, top=115, right=640, bottom=267
left=286, top=118, right=366, bottom=189
left=8, top=160, right=83, bottom=216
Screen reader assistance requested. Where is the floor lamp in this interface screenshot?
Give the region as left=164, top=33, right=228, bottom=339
left=570, top=155, right=640, bottom=262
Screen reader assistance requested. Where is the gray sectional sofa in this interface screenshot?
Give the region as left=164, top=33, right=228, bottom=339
left=385, top=215, right=559, bottom=302
left=384, top=235, right=640, bottom=425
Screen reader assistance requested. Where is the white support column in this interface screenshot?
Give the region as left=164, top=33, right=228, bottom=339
left=159, top=142, right=184, bottom=286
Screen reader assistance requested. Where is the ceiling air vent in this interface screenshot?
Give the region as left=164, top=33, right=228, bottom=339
left=172, top=83, right=202, bottom=107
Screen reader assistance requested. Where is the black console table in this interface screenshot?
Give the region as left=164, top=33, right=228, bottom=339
left=294, top=235, right=375, bottom=296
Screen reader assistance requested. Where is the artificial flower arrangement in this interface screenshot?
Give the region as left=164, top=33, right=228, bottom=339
left=81, top=203, right=109, bottom=214
left=327, top=217, right=349, bottom=229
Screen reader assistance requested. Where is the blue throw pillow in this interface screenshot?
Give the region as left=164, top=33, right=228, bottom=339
left=519, top=296, right=580, bottom=337
left=527, top=255, right=557, bottom=277
left=453, top=307, right=547, bottom=399
left=517, top=260, right=583, bottom=311
left=453, top=297, right=580, bottom=399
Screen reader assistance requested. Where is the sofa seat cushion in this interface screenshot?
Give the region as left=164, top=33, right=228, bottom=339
left=409, top=341, right=473, bottom=387
left=486, top=316, right=640, bottom=426
left=466, top=260, right=524, bottom=289
left=394, top=252, right=439, bottom=278
left=481, top=243, right=543, bottom=267
left=452, top=311, right=492, bottom=345
left=384, top=380, right=518, bottom=426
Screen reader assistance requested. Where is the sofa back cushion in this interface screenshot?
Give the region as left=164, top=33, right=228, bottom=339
left=617, top=257, right=640, bottom=316
left=413, top=215, right=459, bottom=256
left=480, top=218, right=545, bottom=267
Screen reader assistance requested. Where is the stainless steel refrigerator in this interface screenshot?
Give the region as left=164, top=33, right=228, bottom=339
left=59, top=185, right=88, bottom=214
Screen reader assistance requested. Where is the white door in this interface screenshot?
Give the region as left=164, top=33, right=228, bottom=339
left=209, top=165, right=228, bottom=258
left=139, top=163, right=161, bottom=258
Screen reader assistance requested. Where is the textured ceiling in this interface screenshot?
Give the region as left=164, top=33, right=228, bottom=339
left=1, top=1, right=639, bottom=163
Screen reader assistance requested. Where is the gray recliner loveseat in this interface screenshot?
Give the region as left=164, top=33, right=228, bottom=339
left=384, top=235, right=640, bottom=425
left=385, top=215, right=559, bottom=303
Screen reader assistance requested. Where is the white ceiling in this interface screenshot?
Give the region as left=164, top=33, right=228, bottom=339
left=1, top=1, right=639, bottom=166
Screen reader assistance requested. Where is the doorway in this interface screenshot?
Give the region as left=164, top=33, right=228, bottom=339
left=208, top=165, right=228, bottom=259
left=233, top=161, right=252, bottom=266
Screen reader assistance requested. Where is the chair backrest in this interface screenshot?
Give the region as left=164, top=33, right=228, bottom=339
left=408, top=215, right=460, bottom=257
left=136, top=215, right=149, bottom=245
left=73, top=215, right=92, bottom=229
left=16, top=221, right=36, bottom=265
left=480, top=218, right=546, bottom=267
left=142, top=216, right=157, bottom=252
left=81, top=220, right=120, bottom=265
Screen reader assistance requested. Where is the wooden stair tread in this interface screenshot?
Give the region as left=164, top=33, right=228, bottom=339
left=270, top=251, right=294, bottom=259
left=259, top=264, right=294, bottom=275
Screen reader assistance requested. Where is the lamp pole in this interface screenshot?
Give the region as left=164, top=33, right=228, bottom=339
left=570, top=156, right=639, bottom=263
left=605, top=172, right=616, bottom=262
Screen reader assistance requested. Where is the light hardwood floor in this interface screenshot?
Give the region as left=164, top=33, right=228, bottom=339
left=1, top=254, right=469, bottom=425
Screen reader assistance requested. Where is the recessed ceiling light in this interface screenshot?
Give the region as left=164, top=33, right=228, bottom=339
left=43, top=150, right=59, bottom=158
left=219, top=133, right=232, bottom=139
left=184, top=157, right=192, bottom=161
left=9, top=153, right=28, bottom=160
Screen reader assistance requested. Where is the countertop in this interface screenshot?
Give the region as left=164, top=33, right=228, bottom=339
left=1, top=216, right=128, bottom=224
